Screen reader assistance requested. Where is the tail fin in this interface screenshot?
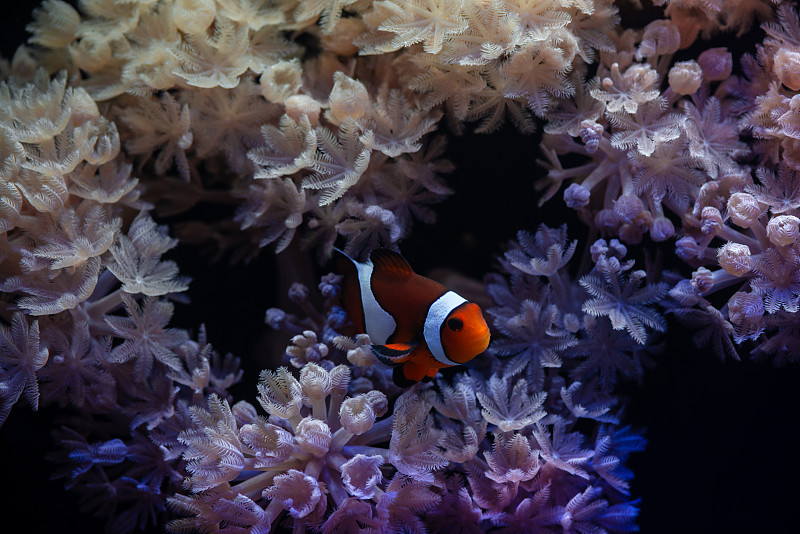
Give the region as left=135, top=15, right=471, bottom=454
left=333, top=247, right=365, bottom=335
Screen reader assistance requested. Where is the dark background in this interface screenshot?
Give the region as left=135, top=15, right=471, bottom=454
left=1, top=1, right=798, bottom=533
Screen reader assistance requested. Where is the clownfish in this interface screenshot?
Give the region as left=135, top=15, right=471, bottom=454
left=334, top=248, right=490, bottom=386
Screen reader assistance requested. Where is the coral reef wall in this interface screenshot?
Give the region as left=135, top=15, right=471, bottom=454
left=1, top=0, right=800, bottom=533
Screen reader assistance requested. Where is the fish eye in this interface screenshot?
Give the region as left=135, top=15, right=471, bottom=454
left=446, top=317, right=463, bottom=332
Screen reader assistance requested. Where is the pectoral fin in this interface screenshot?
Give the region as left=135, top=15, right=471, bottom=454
left=370, top=343, right=416, bottom=366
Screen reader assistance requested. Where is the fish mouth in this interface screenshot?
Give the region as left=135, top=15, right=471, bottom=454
left=476, top=331, right=491, bottom=353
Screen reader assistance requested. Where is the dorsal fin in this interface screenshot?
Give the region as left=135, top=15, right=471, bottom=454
left=369, top=248, right=414, bottom=278
left=332, top=247, right=366, bottom=335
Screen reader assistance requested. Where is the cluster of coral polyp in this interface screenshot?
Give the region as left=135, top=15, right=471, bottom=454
left=0, top=0, right=797, bottom=532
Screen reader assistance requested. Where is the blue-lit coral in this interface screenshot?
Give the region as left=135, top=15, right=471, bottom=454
left=0, top=0, right=798, bottom=532
left=162, top=256, right=645, bottom=532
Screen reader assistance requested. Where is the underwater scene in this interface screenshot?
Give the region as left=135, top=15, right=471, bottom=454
left=0, top=0, right=798, bottom=532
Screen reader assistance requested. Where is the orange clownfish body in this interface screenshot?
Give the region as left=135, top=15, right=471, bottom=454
left=335, top=248, right=491, bottom=386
